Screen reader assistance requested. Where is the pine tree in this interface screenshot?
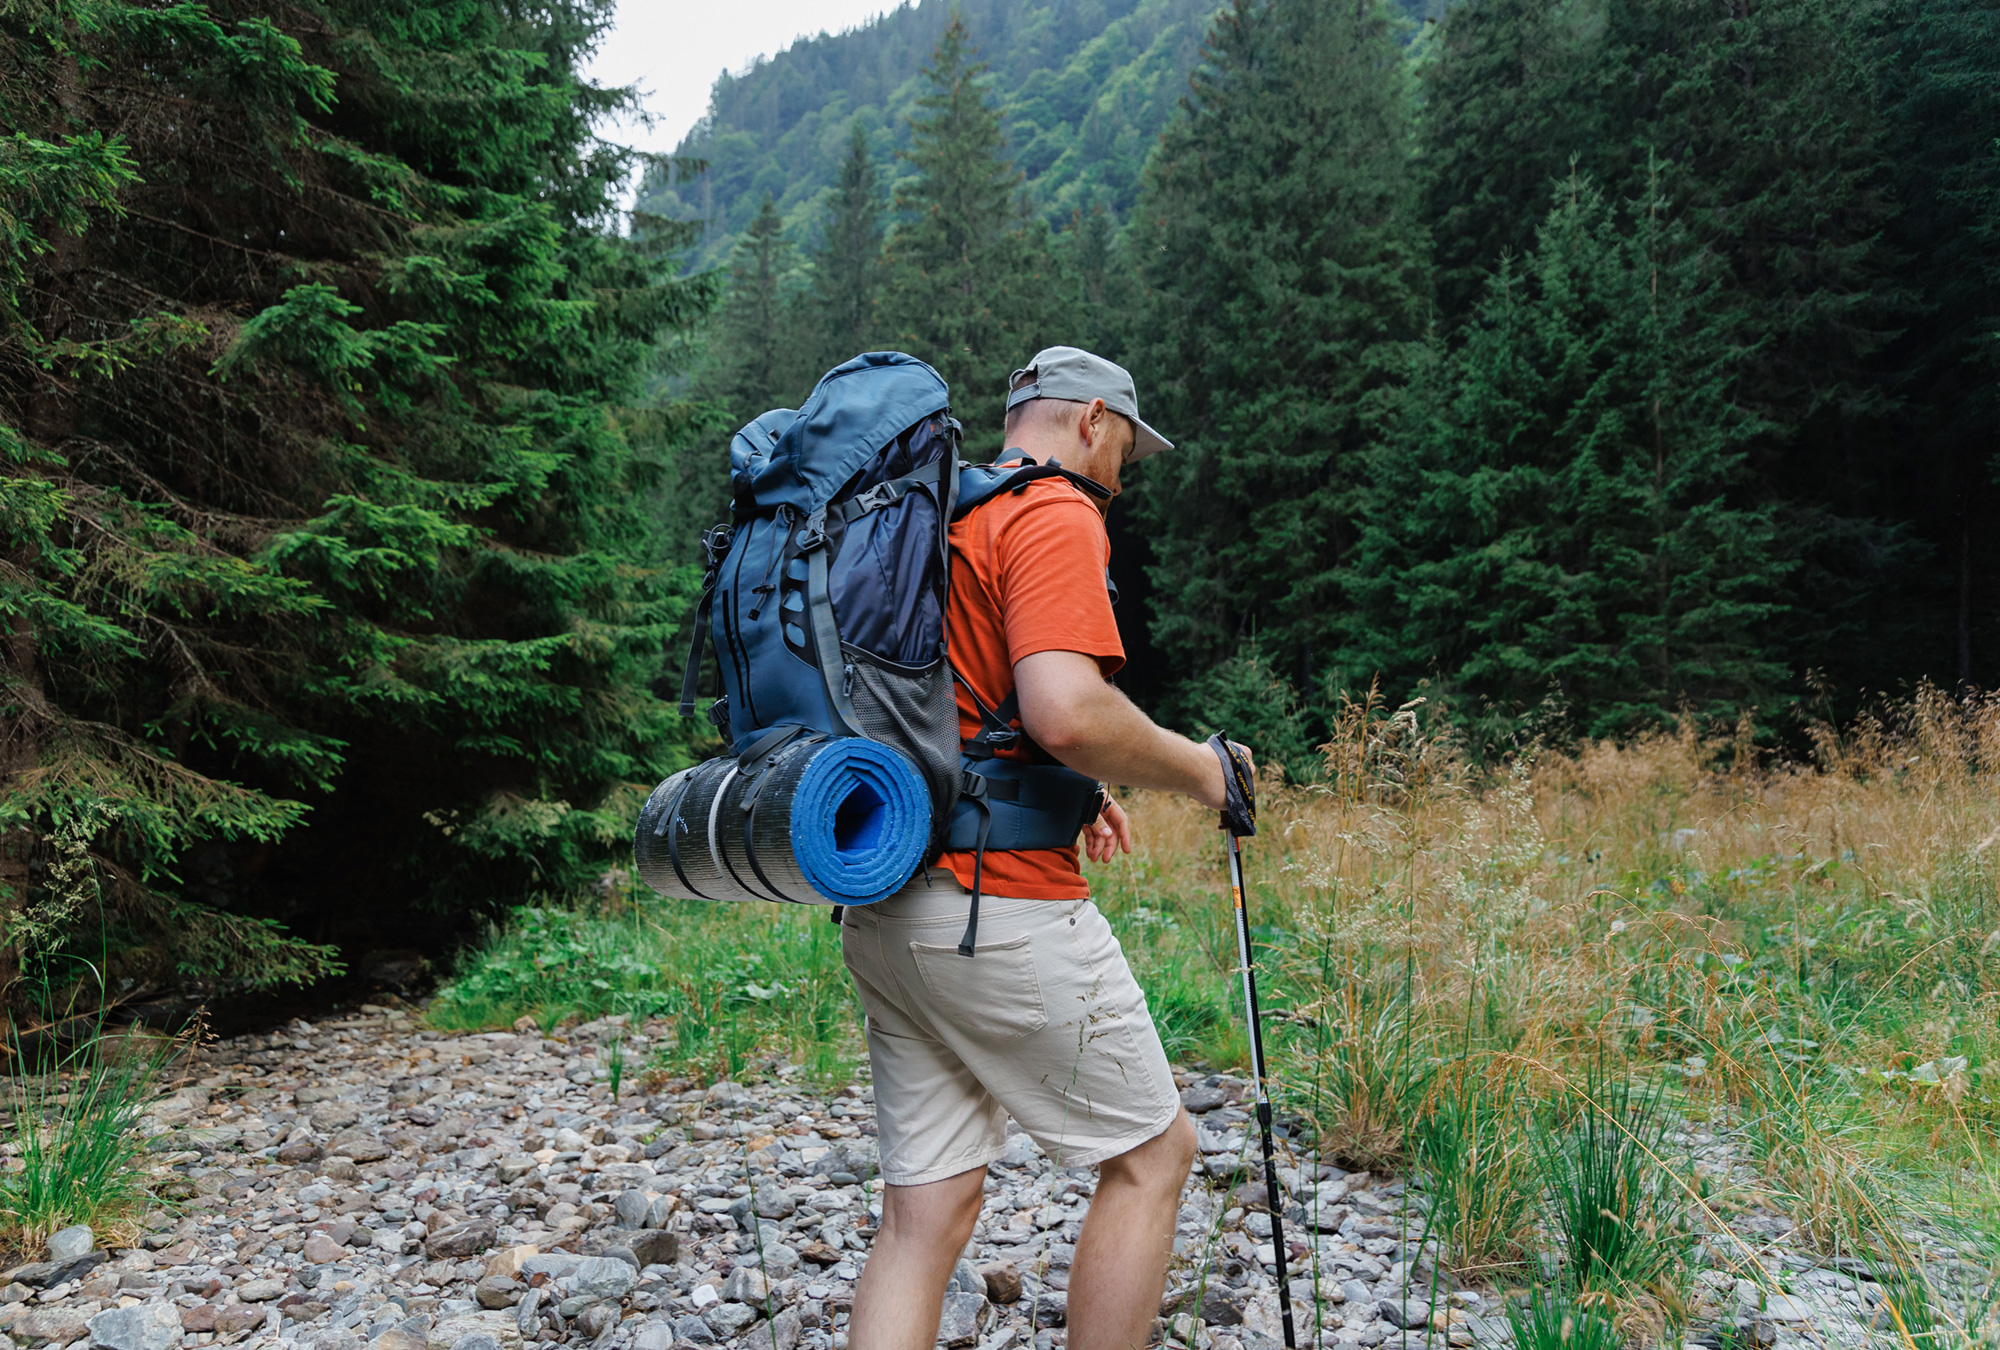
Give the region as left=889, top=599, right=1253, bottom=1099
left=705, top=195, right=810, bottom=418
left=881, top=16, right=1063, bottom=448
left=811, top=121, right=887, bottom=368
left=1127, top=0, right=1428, bottom=702
left=1343, top=174, right=1794, bottom=741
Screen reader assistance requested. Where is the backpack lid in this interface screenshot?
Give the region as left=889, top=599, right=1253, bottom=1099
left=731, top=352, right=951, bottom=514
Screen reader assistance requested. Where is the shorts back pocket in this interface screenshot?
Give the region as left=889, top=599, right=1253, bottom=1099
left=908, top=934, right=1048, bottom=1039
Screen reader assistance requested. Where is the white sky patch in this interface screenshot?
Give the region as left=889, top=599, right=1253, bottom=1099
left=584, top=0, right=894, bottom=163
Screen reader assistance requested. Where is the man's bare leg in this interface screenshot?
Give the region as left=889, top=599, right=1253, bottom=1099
left=1066, top=1111, right=1198, bottom=1350
left=848, top=1165, right=986, bottom=1350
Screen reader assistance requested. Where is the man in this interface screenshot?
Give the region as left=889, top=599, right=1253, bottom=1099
left=841, top=347, right=1249, bottom=1350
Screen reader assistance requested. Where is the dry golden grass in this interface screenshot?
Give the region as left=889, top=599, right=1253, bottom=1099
left=1089, top=684, right=2000, bottom=1309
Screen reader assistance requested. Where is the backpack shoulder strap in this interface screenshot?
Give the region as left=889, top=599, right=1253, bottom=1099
left=953, top=455, right=1111, bottom=521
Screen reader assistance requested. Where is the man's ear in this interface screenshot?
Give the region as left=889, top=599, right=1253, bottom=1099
left=1081, top=397, right=1110, bottom=448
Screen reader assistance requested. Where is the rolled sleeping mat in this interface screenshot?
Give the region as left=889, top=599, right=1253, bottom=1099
left=633, top=733, right=931, bottom=906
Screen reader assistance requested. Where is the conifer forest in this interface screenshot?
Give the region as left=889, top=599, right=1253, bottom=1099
left=3, top=0, right=1998, bottom=1017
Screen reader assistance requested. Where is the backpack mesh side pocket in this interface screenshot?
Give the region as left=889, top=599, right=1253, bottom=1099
left=843, top=646, right=959, bottom=860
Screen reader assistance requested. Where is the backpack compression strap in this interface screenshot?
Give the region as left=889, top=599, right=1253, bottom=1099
left=677, top=523, right=735, bottom=722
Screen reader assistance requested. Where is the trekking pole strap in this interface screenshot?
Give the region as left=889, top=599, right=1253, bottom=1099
left=1207, top=731, right=1257, bottom=838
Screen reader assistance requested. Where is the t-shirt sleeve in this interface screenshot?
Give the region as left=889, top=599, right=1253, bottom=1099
left=994, top=491, right=1126, bottom=677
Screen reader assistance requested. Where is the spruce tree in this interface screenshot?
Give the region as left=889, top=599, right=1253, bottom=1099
left=1880, top=0, right=2000, bottom=687
left=0, top=0, right=709, bottom=1015
left=1415, top=0, right=1621, bottom=322
left=704, top=195, right=810, bottom=419
left=881, top=16, right=1063, bottom=448
left=1127, top=0, right=1428, bottom=705
left=811, top=121, right=887, bottom=369
left=1344, top=174, right=1794, bottom=740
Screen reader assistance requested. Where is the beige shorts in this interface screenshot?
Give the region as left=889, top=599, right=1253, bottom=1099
left=840, top=876, right=1182, bottom=1186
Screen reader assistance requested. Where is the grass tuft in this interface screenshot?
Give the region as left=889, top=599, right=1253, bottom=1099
left=1412, top=1060, right=1538, bottom=1277
left=1505, top=1288, right=1624, bottom=1350
left=1, top=1023, right=174, bottom=1251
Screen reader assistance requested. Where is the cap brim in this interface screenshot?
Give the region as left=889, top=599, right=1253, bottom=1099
left=1128, top=416, right=1174, bottom=460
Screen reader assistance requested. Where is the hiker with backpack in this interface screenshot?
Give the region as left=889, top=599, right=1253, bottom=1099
left=644, top=344, right=1254, bottom=1348
left=837, top=348, right=1250, bottom=1350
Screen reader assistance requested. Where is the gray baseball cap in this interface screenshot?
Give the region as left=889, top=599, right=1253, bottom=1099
left=1005, top=346, right=1175, bottom=460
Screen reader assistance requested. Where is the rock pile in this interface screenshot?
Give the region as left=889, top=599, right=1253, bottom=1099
left=0, top=1007, right=1973, bottom=1350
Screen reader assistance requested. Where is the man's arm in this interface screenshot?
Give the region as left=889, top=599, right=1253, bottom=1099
left=1013, top=649, right=1231, bottom=809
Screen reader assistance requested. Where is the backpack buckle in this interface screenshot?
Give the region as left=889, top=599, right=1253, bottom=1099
left=795, top=506, right=829, bottom=553
left=850, top=480, right=899, bottom=514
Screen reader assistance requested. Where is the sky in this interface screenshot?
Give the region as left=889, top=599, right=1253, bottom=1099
left=583, top=0, right=896, bottom=163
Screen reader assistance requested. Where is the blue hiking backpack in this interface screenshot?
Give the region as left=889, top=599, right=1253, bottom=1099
left=674, top=351, right=1110, bottom=953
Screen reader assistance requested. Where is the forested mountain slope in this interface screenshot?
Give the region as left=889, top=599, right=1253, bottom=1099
left=642, top=0, right=1435, bottom=267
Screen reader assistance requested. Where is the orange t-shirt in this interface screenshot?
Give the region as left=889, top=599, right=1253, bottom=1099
left=940, top=463, right=1124, bottom=899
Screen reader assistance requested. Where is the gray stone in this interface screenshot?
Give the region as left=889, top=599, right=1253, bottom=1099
left=630, top=1325, right=675, bottom=1350
left=448, top=1335, right=502, bottom=1350
left=613, top=1191, right=652, bottom=1229
left=629, top=1232, right=679, bottom=1268
left=1200, top=1286, right=1247, bottom=1327
left=1759, top=1294, right=1816, bottom=1324
left=426, top=1221, right=498, bottom=1261
left=15, top=1308, right=89, bottom=1346
left=597, top=1246, right=640, bottom=1272
left=86, top=1303, right=182, bottom=1350
left=575, top=1305, right=618, bottom=1340
left=1033, top=1292, right=1067, bottom=1328
left=519, top=1253, right=582, bottom=1280
left=1181, top=1086, right=1230, bottom=1113
left=512, top=1290, right=541, bottom=1337
left=1341, top=1281, right=1373, bottom=1306
left=425, top=1312, right=522, bottom=1350
left=44, top=1230, right=93, bottom=1266
left=738, top=1309, right=801, bottom=1350
left=719, top=1267, right=767, bottom=1306
left=1380, top=1298, right=1435, bottom=1331
left=672, top=1315, right=715, bottom=1345
left=702, top=1303, right=756, bottom=1339
left=474, top=1277, right=519, bottom=1310
left=751, top=1186, right=795, bottom=1221
left=565, top=1257, right=636, bottom=1301
left=936, top=1293, right=986, bottom=1347
left=235, top=1279, right=287, bottom=1303
left=643, top=1196, right=675, bottom=1229
left=946, top=1261, right=985, bottom=1297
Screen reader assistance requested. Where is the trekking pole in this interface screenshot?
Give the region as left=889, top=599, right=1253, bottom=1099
left=1207, top=732, right=1297, bottom=1350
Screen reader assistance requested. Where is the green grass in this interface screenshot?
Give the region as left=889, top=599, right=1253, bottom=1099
left=1533, top=1069, right=1694, bottom=1308
left=431, top=865, right=1262, bottom=1085
left=1505, top=1288, right=1623, bottom=1350
left=429, top=898, right=865, bottom=1084
left=1, top=1027, right=171, bottom=1251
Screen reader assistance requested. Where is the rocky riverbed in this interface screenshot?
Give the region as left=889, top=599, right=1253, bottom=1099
left=0, top=1006, right=1980, bottom=1350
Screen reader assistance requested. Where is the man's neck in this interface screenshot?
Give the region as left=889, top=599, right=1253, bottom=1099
left=1007, top=436, right=1120, bottom=499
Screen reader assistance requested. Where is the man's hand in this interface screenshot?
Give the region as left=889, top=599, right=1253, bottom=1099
left=1082, top=794, right=1133, bottom=862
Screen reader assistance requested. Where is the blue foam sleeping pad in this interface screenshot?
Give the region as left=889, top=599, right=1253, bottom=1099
left=789, top=737, right=931, bottom=904
left=633, top=734, right=932, bottom=906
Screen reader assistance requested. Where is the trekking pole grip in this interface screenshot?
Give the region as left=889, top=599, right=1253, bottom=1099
left=1206, top=731, right=1257, bottom=838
